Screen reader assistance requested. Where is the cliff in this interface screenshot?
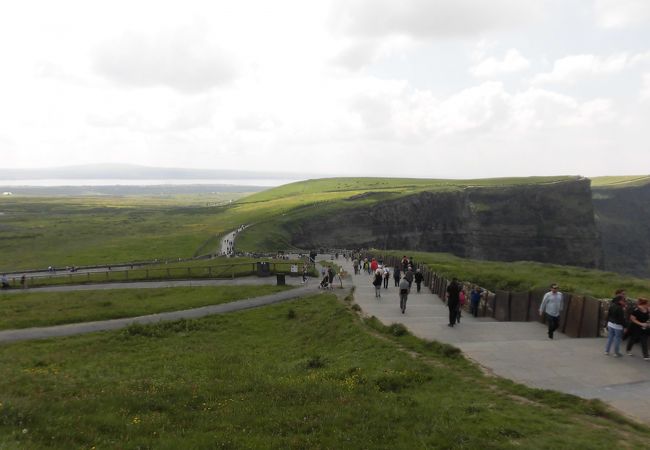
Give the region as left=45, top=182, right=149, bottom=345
left=592, top=181, right=650, bottom=278
left=288, top=177, right=602, bottom=269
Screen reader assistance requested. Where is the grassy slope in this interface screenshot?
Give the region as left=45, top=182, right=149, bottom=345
left=590, top=175, right=650, bottom=188
left=0, top=294, right=647, bottom=449
left=385, top=250, right=650, bottom=299
left=0, top=195, right=244, bottom=270
left=0, top=285, right=290, bottom=330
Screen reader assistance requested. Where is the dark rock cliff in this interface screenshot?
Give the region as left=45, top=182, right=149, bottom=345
left=289, top=178, right=603, bottom=269
left=593, top=183, right=650, bottom=278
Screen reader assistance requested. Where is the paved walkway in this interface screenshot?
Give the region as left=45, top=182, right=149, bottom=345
left=0, top=276, right=315, bottom=344
left=335, top=256, right=650, bottom=424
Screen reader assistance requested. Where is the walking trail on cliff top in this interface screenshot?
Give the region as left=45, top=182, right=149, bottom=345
left=331, top=255, right=650, bottom=424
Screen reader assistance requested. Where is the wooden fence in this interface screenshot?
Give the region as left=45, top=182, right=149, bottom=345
left=3, top=261, right=308, bottom=289
left=379, top=254, right=606, bottom=338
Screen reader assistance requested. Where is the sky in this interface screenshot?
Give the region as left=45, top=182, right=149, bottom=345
left=1, top=0, right=649, bottom=179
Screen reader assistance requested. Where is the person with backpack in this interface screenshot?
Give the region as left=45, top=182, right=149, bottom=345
left=383, top=266, right=390, bottom=289
left=393, top=266, right=401, bottom=287
left=372, top=269, right=383, bottom=298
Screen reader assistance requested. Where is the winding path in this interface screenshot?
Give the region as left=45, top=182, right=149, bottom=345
left=332, top=255, right=650, bottom=424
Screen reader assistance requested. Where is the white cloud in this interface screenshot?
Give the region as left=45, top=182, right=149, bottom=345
left=532, top=53, right=644, bottom=84
left=594, top=0, right=650, bottom=29
left=93, top=28, right=239, bottom=93
left=470, top=49, right=530, bottom=78
left=330, top=0, right=541, bottom=39
left=642, top=73, right=650, bottom=100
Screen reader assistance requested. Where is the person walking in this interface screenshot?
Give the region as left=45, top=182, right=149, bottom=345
left=383, top=266, right=390, bottom=289
left=457, top=288, right=466, bottom=324
left=605, top=294, right=627, bottom=356
left=539, top=283, right=563, bottom=339
left=399, top=275, right=410, bottom=314
left=414, top=269, right=424, bottom=293
left=393, top=267, right=401, bottom=287
left=470, top=286, right=483, bottom=317
left=626, top=298, right=649, bottom=359
left=372, top=269, right=383, bottom=298
left=404, top=267, right=414, bottom=290
left=446, top=278, right=461, bottom=327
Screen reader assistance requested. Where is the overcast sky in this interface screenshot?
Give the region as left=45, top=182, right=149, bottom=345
left=1, top=0, right=649, bottom=179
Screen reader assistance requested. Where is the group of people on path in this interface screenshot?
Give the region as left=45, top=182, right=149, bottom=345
left=359, top=255, right=424, bottom=313
left=604, top=289, right=650, bottom=359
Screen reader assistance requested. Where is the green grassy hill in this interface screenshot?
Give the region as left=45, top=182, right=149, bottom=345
left=1, top=294, right=648, bottom=448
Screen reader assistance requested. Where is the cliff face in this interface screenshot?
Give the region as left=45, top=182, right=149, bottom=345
left=592, top=183, right=650, bottom=277
left=289, top=178, right=602, bottom=269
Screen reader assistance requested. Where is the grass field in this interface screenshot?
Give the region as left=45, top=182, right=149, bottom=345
left=0, top=194, right=249, bottom=271
left=0, top=176, right=585, bottom=270
left=590, top=175, right=650, bottom=188
left=0, top=285, right=290, bottom=330
left=384, top=251, right=650, bottom=299
left=0, top=293, right=647, bottom=449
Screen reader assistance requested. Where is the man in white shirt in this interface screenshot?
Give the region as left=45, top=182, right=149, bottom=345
left=539, top=284, right=563, bottom=339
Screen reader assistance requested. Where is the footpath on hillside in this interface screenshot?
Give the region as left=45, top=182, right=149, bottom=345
left=332, top=255, right=650, bottom=424
left=0, top=275, right=316, bottom=343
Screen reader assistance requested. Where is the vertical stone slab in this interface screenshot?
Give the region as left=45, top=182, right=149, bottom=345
left=580, top=297, right=602, bottom=338
left=494, top=290, right=510, bottom=321
left=529, top=288, right=547, bottom=323
left=484, top=291, right=496, bottom=317
left=510, top=291, right=530, bottom=321
left=563, top=295, right=583, bottom=337
left=560, top=294, right=572, bottom=333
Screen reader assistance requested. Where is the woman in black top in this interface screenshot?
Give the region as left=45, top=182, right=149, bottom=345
left=626, top=298, right=649, bottom=359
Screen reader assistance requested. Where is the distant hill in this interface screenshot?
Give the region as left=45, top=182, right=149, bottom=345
left=0, top=163, right=309, bottom=181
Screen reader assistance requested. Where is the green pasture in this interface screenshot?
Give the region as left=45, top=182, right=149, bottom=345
left=0, top=294, right=646, bottom=449
left=5, top=257, right=313, bottom=289
left=383, top=251, right=650, bottom=299
left=0, top=176, right=582, bottom=270
left=0, top=195, right=243, bottom=270
left=590, top=175, right=650, bottom=188
left=0, top=285, right=290, bottom=330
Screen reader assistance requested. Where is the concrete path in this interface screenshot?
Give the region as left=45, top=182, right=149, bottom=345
left=0, top=275, right=305, bottom=294
left=0, top=276, right=316, bottom=344
left=335, top=256, right=650, bottom=424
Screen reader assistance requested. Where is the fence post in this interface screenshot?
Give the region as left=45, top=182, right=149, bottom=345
left=507, top=291, right=512, bottom=321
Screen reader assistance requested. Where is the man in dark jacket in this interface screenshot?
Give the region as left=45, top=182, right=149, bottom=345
left=446, top=278, right=461, bottom=327
left=414, top=269, right=424, bottom=293
left=605, top=294, right=627, bottom=356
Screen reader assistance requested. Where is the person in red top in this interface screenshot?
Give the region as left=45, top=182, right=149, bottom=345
left=370, top=258, right=378, bottom=272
